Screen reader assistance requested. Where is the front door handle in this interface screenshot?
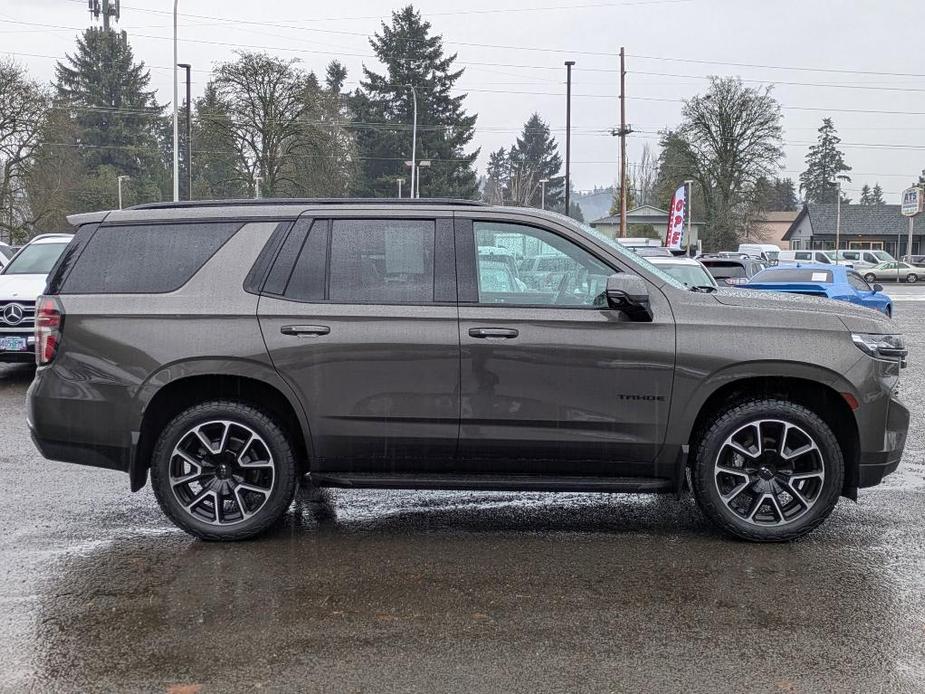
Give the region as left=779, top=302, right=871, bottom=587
left=468, top=327, right=519, bottom=339
left=281, top=324, right=330, bottom=337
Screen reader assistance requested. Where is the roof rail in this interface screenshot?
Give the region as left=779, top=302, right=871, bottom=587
left=127, top=197, right=488, bottom=211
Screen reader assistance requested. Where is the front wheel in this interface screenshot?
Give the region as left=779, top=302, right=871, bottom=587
left=691, top=399, right=844, bottom=542
left=864, top=273, right=877, bottom=283
left=150, top=401, right=298, bottom=541
left=907, top=273, right=917, bottom=284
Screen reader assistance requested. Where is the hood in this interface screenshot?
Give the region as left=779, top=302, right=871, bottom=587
left=0, top=274, right=49, bottom=301
left=713, top=287, right=893, bottom=333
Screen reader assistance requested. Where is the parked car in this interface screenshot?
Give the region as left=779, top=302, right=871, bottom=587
left=647, top=256, right=717, bottom=290
left=518, top=252, right=577, bottom=290
left=699, top=255, right=767, bottom=286
left=28, top=199, right=908, bottom=543
left=901, top=254, right=925, bottom=268
left=746, top=264, right=892, bottom=317
left=0, top=233, right=72, bottom=363
left=778, top=249, right=846, bottom=267
left=862, top=262, right=920, bottom=284
left=632, top=246, right=674, bottom=257
left=836, top=249, right=894, bottom=269
left=738, top=243, right=780, bottom=263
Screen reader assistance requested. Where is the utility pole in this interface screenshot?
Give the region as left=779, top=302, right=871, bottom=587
left=564, top=61, right=575, bottom=218
left=610, top=48, right=633, bottom=238
left=835, top=179, right=842, bottom=264
left=397, top=178, right=404, bottom=198
left=177, top=63, right=192, bottom=200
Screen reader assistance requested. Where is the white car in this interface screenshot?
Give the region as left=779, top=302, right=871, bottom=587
left=737, top=243, right=780, bottom=263
left=647, top=255, right=718, bottom=290
left=0, top=234, right=72, bottom=363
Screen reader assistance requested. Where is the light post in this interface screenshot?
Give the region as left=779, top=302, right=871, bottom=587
left=564, top=60, right=575, bottom=217
left=254, top=176, right=263, bottom=199
left=397, top=178, right=405, bottom=198
left=177, top=62, right=192, bottom=200
left=832, top=179, right=842, bottom=264
left=172, top=0, right=179, bottom=202
left=539, top=178, right=550, bottom=210
left=403, top=85, right=418, bottom=200
left=416, top=160, right=431, bottom=198
left=117, top=175, right=129, bottom=210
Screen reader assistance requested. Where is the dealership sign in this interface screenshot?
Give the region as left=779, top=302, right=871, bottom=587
left=664, top=184, right=687, bottom=249
left=901, top=186, right=923, bottom=217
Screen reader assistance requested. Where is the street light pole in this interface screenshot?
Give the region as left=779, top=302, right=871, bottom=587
left=117, top=175, right=129, bottom=210
left=835, top=179, right=841, bottom=264
left=539, top=178, right=550, bottom=210
left=177, top=63, right=192, bottom=200
left=404, top=85, right=418, bottom=199
left=397, top=178, right=404, bottom=198
left=172, top=0, right=179, bottom=202
left=254, top=176, right=263, bottom=199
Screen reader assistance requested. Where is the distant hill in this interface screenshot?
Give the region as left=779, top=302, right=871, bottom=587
left=574, top=187, right=614, bottom=223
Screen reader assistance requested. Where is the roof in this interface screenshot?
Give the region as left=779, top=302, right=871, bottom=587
left=27, top=233, right=73, bottom=245
left=783, top=203, right=908, bottom=241
left=754, top=211, right=800, bottom=223
left=591, top=204, right=704, bottom=226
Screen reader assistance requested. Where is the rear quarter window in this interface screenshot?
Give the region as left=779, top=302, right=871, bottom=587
left=60, top=222, right=241, bottom=294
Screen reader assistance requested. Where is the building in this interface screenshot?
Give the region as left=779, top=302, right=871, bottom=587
left=744, top=211, right=799, bottom=249
left=590, top=204, right=705, bottom=246
left=784, top=203, right=920, bottom=257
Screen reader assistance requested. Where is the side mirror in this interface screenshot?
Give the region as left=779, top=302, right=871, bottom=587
left=872, top=283, right=883, bottom=293
left=605, top=274, right=653, bottom=322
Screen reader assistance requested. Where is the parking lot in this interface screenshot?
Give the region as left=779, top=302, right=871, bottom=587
left=0, top=302, right=923, bottom=693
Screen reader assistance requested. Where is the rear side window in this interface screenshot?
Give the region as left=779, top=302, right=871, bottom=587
left=703, top=262, right=746, bottom=279
left=328, top=219, right=435, bottom=303
left=61, top=222, right=240, bottom=294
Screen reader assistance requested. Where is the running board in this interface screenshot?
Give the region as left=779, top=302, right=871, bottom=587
left=309, top=472, right=674, bottom=494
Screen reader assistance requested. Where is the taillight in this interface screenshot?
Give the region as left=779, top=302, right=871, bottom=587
left=35, top=296, right=63, bottom=366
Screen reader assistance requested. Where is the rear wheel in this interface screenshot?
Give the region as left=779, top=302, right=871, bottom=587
left=150, top=401, right=298, bottom=541
left=864, top=273, right=877, bottom=283
left=906, top=273, right=917, bottom=283
left=692, top=399, right=843, bottom=542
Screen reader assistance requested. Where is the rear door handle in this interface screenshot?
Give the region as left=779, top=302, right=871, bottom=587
left=468, top=327, right=519, bottom=339
left=281, top=324, right=330, bottom=337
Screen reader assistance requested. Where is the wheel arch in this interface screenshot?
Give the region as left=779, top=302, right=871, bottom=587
left=131, top=360, right=311, bottom=492
left=682, top=371, right=860, bottom=499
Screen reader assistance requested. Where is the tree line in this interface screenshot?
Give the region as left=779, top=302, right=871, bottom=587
left=0, top=4, right=910, bottom=249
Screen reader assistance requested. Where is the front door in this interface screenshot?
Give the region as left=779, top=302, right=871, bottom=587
left=258, top=214, right=459, bottom=471
left=455, top=217, right=676, bottom=476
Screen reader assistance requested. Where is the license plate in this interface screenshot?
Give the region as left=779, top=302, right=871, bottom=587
left=0, top=337, right=27, bottom=352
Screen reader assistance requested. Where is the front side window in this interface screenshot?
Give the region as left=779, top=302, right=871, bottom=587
left=2, top=242, right=69, bottom=275
left=847, top=272, right=871, bottom=292
left=473, top=222, right=612, bottom=306
left=328, top=219, right=435, bottom=304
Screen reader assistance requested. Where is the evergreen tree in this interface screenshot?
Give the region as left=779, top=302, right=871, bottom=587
left=483, top=147, right=509, bottom=205
left=799, top=118, right=851, bottom=203
left=870, top=183, right=885, bottom=205
left=352, top=6, right=478, bottom=198
left=55, top=27, right=165, bottom=199
left=859, top=184, right=872, bottom=205
left=508, top=113, right=562, bottom=209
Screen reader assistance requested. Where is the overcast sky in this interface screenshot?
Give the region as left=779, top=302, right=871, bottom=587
left=4, top=0, right=925, bottom=201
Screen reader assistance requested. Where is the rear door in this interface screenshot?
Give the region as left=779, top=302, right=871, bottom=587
left=258, top=212, right=460, bottom=471
left=454, top=215, right=676, bottom=475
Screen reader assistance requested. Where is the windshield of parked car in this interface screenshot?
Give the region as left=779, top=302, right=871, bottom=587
left=701, top=261, right=747, bottom=279
left=872, top=251, right=893, bottom=262
left=654, top=262, right=717, bottom=288
left=1, top=242, right=68, bottom=275
left=543, top=212, right=688, bottom=290
left=751, top=268, right=833, bottom=283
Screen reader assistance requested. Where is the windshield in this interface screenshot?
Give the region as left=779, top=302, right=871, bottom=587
left=655, top=262, right=717, bottom=288
left=702, top=262, right=747, bottom=279
left=872, top=251, right=893, bottom=262
left=544, top=211, right=687, bottom=290
left=2, top=242, right=69, bottom=275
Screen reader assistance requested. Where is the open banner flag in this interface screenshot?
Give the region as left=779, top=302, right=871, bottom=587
left=665, top=184, right=687, bottom=250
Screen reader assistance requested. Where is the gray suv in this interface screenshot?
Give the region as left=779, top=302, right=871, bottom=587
left=27, top=199, right=909, bottom=542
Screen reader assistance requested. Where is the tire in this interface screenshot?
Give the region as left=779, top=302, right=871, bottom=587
left=150, top=400, right=298, bottom=541
left=864, top=273, right=877, bottom=283
left=691, top=399, right=844, bottom=542
left=907, top=274, right=917, bottom=284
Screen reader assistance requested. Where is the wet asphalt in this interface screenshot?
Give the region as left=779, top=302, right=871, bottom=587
left=1, top=305, right=924, bottom=694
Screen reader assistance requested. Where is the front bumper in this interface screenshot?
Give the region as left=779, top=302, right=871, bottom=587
left=857, top=394, right=909, bottom=488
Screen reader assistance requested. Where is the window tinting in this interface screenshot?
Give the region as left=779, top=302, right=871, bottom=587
left=328, top=219, right=435, bottom=303
left=847, top=272, right=872, bottom=292
left=62, top=222, right=240, bottom=294
left=702, top=262, right=747, bottom=279
left=284, top=221, right=328, bottom=302
left=2, top=241, right=69, bottom=275
left=474, top=222, right=612, bottom=306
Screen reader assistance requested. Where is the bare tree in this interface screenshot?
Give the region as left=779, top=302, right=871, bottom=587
left=631, top=143, right=658, bottom=207
left=666, top=77, right=784, bottom=250
left=0, top=59, right=49, bottom=242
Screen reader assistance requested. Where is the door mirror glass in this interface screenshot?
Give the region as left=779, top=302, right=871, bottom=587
left=605, top=274, right=652, bottom=321
left=872, top=283, right=883, bottom=293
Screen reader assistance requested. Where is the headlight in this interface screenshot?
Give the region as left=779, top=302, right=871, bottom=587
left=851, top=333, right=907, bottom=362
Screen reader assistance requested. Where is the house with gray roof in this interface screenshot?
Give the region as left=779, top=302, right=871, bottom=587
left=590, top=204, right=705, bottom=244
left=784, top=203, right=920, bottom=257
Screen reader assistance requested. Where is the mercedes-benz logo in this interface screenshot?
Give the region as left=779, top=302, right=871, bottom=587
left=2, top=303, right=24, bottom=326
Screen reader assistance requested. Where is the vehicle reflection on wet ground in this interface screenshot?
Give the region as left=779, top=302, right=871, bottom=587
left=1, top=304, right=924, bottom=692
